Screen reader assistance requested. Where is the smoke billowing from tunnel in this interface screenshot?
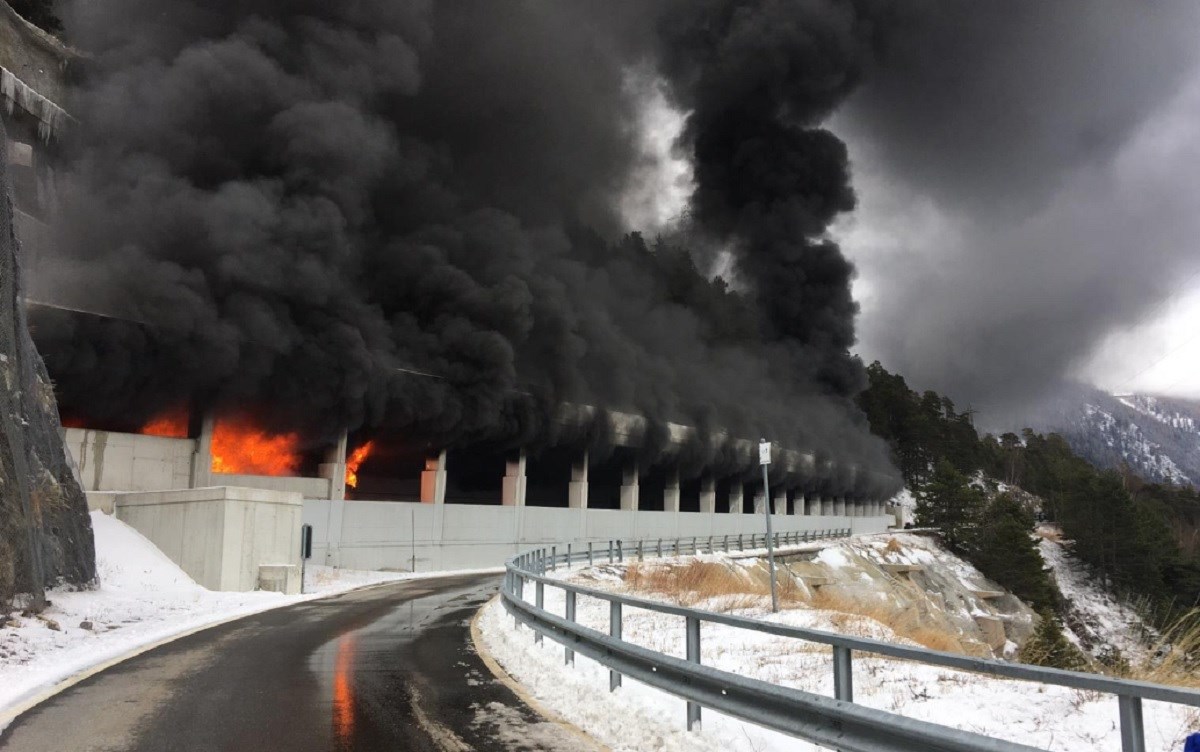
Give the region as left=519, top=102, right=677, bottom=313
left=35, top=0, right=901, bottom=495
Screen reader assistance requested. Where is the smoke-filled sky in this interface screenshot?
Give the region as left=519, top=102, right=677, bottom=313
left=33, top=0, right=929, bottom=494
left=832, top=1, right=1200, bottom=426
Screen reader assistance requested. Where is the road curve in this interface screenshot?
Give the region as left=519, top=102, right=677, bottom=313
left=0, top=573, right=588, bottom=752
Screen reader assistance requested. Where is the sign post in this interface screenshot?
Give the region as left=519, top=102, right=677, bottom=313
left=759, top=439, right=779, bottom=613
left=300, top=523, right=313, bottom=594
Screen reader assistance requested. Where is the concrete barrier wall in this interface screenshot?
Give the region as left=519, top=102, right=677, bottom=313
left=305, top=499, right=892, bottom=572
left=65, top=428, right=195, bottom=493
left=215, top=472, right=331, bottom=499
left=115, top=487, right=304, bottom=593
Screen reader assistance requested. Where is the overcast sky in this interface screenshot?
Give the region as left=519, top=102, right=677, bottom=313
left=830, top=2, right=1200, bottom=423
left=631, top=3, right=1200, bottom=424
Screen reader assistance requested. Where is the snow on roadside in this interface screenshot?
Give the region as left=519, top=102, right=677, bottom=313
left=0, top=512, right=489, bottom=719
left=477, top=551, right=1200, bottom=751
left=1037, top=525, right=1155, bottom=661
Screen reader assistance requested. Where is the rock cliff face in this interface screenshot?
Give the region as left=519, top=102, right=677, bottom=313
left=0, top=122, right=94, bottom=607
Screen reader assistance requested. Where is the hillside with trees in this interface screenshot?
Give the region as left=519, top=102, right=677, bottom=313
left=859, top=362, right=1200, bottom=649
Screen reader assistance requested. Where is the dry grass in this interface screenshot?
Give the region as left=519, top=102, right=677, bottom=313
left=623, top=559, right=803, bottom=608
left=1127, top=610, right=1200, bottom=689
left=883, top=537, right=904, bottom=555
left=623, top=558, right=970, bottom=654
left=808, top=588, right=966, bottom=653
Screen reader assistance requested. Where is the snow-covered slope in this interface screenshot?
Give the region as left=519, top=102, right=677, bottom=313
left=1037, top=525, right=1155, bottom=663
left=1038, top=388, right=1200, bottom=485
left=478, top=534, right=1199, bottom=752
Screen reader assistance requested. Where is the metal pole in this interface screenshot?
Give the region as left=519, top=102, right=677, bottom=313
left=567, top=543, right=572, bottom=570
left=833, top=646, right=853, bottom=702
left=565, top=591, right=576, bottom=665
left=609, top=601, right=623, bottom=691
left=588, top=541, right=594, bottom=567
left=1118, top=696, right=1145, bottom=752
left=761, top=462, right=779, bottom=614
left=686, top=616, right=702, bottom=730
left=534, top=582, right=544, bottom=644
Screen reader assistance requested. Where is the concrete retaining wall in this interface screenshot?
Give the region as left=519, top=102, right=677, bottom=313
left=115, top=486, right=303, bottom=593
left=305, top=499, right=892, bottom=572
left=65, top=428, right=195, bottom=493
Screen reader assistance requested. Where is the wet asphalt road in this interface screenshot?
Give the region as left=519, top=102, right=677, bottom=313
left=0, top=574, right=585, bottom=752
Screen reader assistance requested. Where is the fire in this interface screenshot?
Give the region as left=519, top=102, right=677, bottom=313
left=140, top=407, right=189, bottom=438
left=210, top=416, right=301, bottom=476
left=345, top=440, right=375, bottom=489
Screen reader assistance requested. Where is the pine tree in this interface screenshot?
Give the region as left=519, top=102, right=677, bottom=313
left=1018, top=611, right=1087, bottom=670
left=915, top=460, right=983, bottom=553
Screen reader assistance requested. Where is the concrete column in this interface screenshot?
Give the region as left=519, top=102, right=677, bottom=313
left=728, top=482, right=743, bottom=514
left=620, top=458, right=639, bottom=511
left=501, top=448, right=527, bottom=506
left=663, top=467, right=681, bottom=512
left=568, top=449, right=589, bottom=509
left=805, top=494, right=819, bottom=516
left=190, top=412, right=215, bottom=488
left=420, top=449, right=448, bottom=504
left=773, top=487, right=787, bottom=516
left=699, top=475, right=716, bottom=514
left=790, top=491, right=802, bottom=515
left=317, top=430, right=349, bottom=501
left=821, top=496, right=834, bottom=516
left=835, top=496, right=847, bottom=516
left=752, top=487, right=766, bottom=515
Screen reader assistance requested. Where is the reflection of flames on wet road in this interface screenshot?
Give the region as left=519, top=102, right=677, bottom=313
left=332, top=633, right=356, bottom=747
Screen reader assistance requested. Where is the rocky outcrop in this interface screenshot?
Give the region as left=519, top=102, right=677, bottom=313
left=0, top=121, right=93, bottom=607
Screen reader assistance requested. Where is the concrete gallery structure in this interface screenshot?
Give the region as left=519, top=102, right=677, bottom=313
left=63, top=408, right=899, bottom=575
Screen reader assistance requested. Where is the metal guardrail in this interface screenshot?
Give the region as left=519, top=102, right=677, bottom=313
left=500, top=531, right=1200, bottom=752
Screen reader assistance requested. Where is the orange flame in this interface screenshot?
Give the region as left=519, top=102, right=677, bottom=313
left=210, top=416, right=301, bottom=476
left=141, top=407, right=189, bottom=438
left=344, top=440, right=375, bottom=489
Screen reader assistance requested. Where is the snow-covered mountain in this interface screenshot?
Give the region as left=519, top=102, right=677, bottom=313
left=1038, top=388, right=1200, bottom=486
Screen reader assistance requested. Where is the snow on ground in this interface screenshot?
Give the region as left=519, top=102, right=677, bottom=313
left=1037, top=525, right=1156, bottom=661
left=477, top=541, right=1200, bottom=752
left=0, top=512, right=492, bottom=719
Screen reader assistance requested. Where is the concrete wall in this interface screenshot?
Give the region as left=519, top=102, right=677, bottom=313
left=215, top=472, right=331, bottom=499
left=115, top=486, right=303, bottom=593
left=305, top=499, right=892, bottom=572
left=65, top=428, right=195, bottom=493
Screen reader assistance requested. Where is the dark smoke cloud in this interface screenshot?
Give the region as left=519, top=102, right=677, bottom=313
left=837, top=1, right=1200, bottom=424
left=32, top=0, right=901, bottom=494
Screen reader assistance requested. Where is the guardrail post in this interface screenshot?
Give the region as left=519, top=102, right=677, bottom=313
left=566, top=543, right=572, bottom=570
left=657, top=538, right=663, bottom=558
left=551, top=545, right=557, bottom=572
left=686, top=616, right=702, bottom=730
left=692, top=536, right=698, bottom=555
left=535, top=582, right=545, bottom=644
left=608, top=540, right=614, bottom=563
left=833, top=646, right=853, bottom=702
left=565, top=590, right=576, bottom=665
left=707, top=535, right=713, bottom=554
left=674, top=539, right=680, bottom=558
left=723, top=534, right=729, bottom=552
left=738, top=533, right=743, bottom=551
left=617, top=540, right=624, bottom=563
left=1118, top=695, right=1145, bottom=752
left=637, top=540, right=644, bottom=562
left=588, top=542, right=594, bottom=567
left=609, top=601, right=622, bottom=692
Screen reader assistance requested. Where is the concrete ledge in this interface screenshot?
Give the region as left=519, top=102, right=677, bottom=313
left=258, top=565, right=301, bottom=595
left=115, top=486, right=303, bottom=507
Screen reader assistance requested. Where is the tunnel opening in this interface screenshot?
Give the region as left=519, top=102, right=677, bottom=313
left=526, top=446, right=574, bottom=507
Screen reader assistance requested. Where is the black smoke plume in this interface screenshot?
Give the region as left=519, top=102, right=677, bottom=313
left=33, top=0, right=901, bottom=495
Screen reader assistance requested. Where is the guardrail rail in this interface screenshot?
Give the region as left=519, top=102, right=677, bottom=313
left=499, top=531, right=1200, bottom=752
